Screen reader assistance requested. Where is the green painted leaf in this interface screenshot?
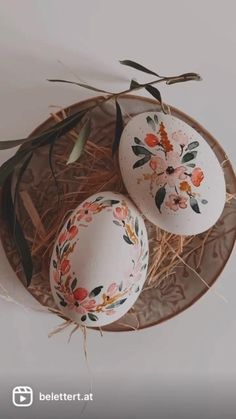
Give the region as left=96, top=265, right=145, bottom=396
left=81, top=315, right=87, bottom=322
left=134, top=137, right=141, bottom=145
left=67, top=219, right=71, bottom=230
left=112, top=100, right=123, bottom=155
left=135, top=217, right=139, bottom=235
left=133, top=155, right=151, bottom=169
left=119, top=281, right=123, bottom=291
left=142, top=250, right=148, bottom=260
left=95, top=196, right=103, bottom=201
left=186, top=163, right=196, bottom=168
left=67, top=117, right=91, bottom=164
left=88, top=313, right=98, bottom=321
left=71, top=278, right=77, bottom=291
left=135, top=285, right=140, bottom=293
left=48, top=78, right=112, bottom=94
left=89, top=286, right=103, bottom=298
left=187, top=141, right=199, bottom=150
left=60, top=300, right=67, bottom=307
left=113, top=220, right=121, bottom=226
left=56, top=292, right=64, bottom=301
left=141, top=264, right=147, bottom=271
left=155, top=186, right=166, bottom=213
left=146, top=116, right=155, bottom=131
left=123, top=235, right=133, bottom=245
left=132, top=145, right=153, bottom=156
left=106, top=298, right=127, bottom=309
left=201, top=199, right=208, bottom=204
left=181, top=151, right=197, bottom=163
left=53, top=260, right=57, bottom=269
left=190, top=197, right=201, bottom=213
left=154, top=114, right=159, bottom=124
left=63, top=243, right=70, bottom=254
left=119, top=60, right=160, bottom=77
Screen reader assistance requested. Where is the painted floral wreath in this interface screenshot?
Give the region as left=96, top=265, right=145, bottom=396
left=51, top=196, right=148, bottom=323
left=132, top=114, right=208, bottom=214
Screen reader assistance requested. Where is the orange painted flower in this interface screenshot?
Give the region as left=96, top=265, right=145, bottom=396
left=159, top=122, right=173, bottom=152
left=191, top=167, right=204, bottom=187
left=144, top=133, right=160, bottom=147
left=68, top=225, right=78, bottom=240
left=113, top=206, right=129, bottom=221
left=73, top=287, right=88, bottom=301
left=60, top=259, right=70, bottom=275
left=180, top=181, right=191, bottom=193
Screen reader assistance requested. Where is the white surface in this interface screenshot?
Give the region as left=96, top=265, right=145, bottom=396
left=0, top=1, right=235, bottom=418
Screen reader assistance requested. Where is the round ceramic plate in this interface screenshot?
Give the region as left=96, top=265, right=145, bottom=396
left=0, top=95, right=235, bottom=331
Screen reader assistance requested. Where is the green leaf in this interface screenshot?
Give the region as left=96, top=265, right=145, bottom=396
left=142, top=250, right=148, bottom=260
left=181, top=151, right=197, bottom=163
left=1, top=176, right=33, bottom=286
left=106, top=298, right=127, bottom=309
left=89, top=286, right=103, bottom=298
left=155, top=186, right=166, bottom=213
left=113, top=220, right=121, bottom=226
left=119, top=281, right=123, bottom=291
left=141, top=264, right=147, bottom=271
left=201, top=199, right=208, bottom=204
left=67, top=117, right=91, bottom=164
left=134, top=137, right=142, bottom=145
left=56, top=292, right=64, bottom=301
left=132, top=145, right=153, bottom=156
left=112, top=100, right=123, bottom=155
left=123, top=235, right=133, bottom=245
left=166, top=73, right=201, bottom=85
left=187, top=141, right=199, bottom=150
left=119, top=60, right=160, bottom=77
left=146, top=116, right=155, bottom=131
left=60, top=300, right=67, bottom=307
left=134, top=285, right=140, bottom=293
left=71, top=278, right=77, bottom=291
left=81, top=315, right=87, bottom=322
left=190, top=197, right=201, bottom=214
left=145, top=85, right=167, bottom=114
left=154, top=114, right=159, bottom=124
left=88, top=313, right=98, bottom=321
left=130, top=79, right=140, bottom=89
left=53, top=260, right=57, bottom=269
left=132, top=155, right=151, bottom=169
left=135, top=217, right=139, bottom=235
left=48, top=78, right=113, bottom=94
left=186, top=163, right=196, bottom=168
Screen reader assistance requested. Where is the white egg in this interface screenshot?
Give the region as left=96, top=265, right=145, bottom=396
left=50, top=192, right=149, bottom=327
left=119, top=112, right=226, bottom=235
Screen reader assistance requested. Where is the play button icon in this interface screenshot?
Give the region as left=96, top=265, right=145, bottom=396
left=12, top=386, right=33, bottom=407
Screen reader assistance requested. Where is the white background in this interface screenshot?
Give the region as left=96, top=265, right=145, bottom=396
left=0, top=1, right=235, bottom=418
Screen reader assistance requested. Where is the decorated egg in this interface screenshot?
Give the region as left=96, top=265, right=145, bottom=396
left=119, top=112, right=226, bottom=235
left=50, top=192, right=149, bottom=327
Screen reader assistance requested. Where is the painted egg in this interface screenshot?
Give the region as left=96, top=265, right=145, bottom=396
left=119, top=112, right=226, bottom=235
left=50, top=192, right=149, bottom=327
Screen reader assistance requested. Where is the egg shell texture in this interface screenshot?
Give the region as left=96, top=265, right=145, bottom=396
left=50, top=192, right=149, bottom=327
left=119, top=112, right=226, bottom=235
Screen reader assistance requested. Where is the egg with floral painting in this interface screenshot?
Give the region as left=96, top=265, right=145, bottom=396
left=50, top=192, right=149, bottom=327
left=119, top=112, right=226, bottom=235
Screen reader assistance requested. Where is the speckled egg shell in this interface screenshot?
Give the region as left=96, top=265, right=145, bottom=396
left=119, top=112, right=226, bottom=235
left=50, top=192, right=149, bottom=327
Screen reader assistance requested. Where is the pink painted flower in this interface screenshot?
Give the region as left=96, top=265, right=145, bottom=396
left=165, top=194, right=188, bottom=211
left=53, top=270, right=60, bottom=283
left=105, top=309, right=116, bottom=316
left=150, top=152, right=187, bottom=187
left=172, top=130, right=189, bottom=147
left=77, top=201, right=101, bottom=223
left=191, top=167, right=204, bottom=187
left=82, top=299, right=97, bottom=311
left=107, top=283, right=118, bottom=297
left=58, top=224, right=78, bottom=245
left=113, top=206, right=129, bottom=221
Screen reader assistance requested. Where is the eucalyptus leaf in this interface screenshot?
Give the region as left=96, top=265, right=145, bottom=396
left=145, top=85, right=167, bottom=113
left=119, top=60, right=160, bottom=77
left=48, top=78, right=113, bottom=94
left=112, top=100, right=123, bottom=155
left=130, top=79, right=140, bottom=89
left=1, top=176, right=33, bottom=286
left=67, top=117, right=91, bottom=164
left=166, top=73, right=201, bottom=85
